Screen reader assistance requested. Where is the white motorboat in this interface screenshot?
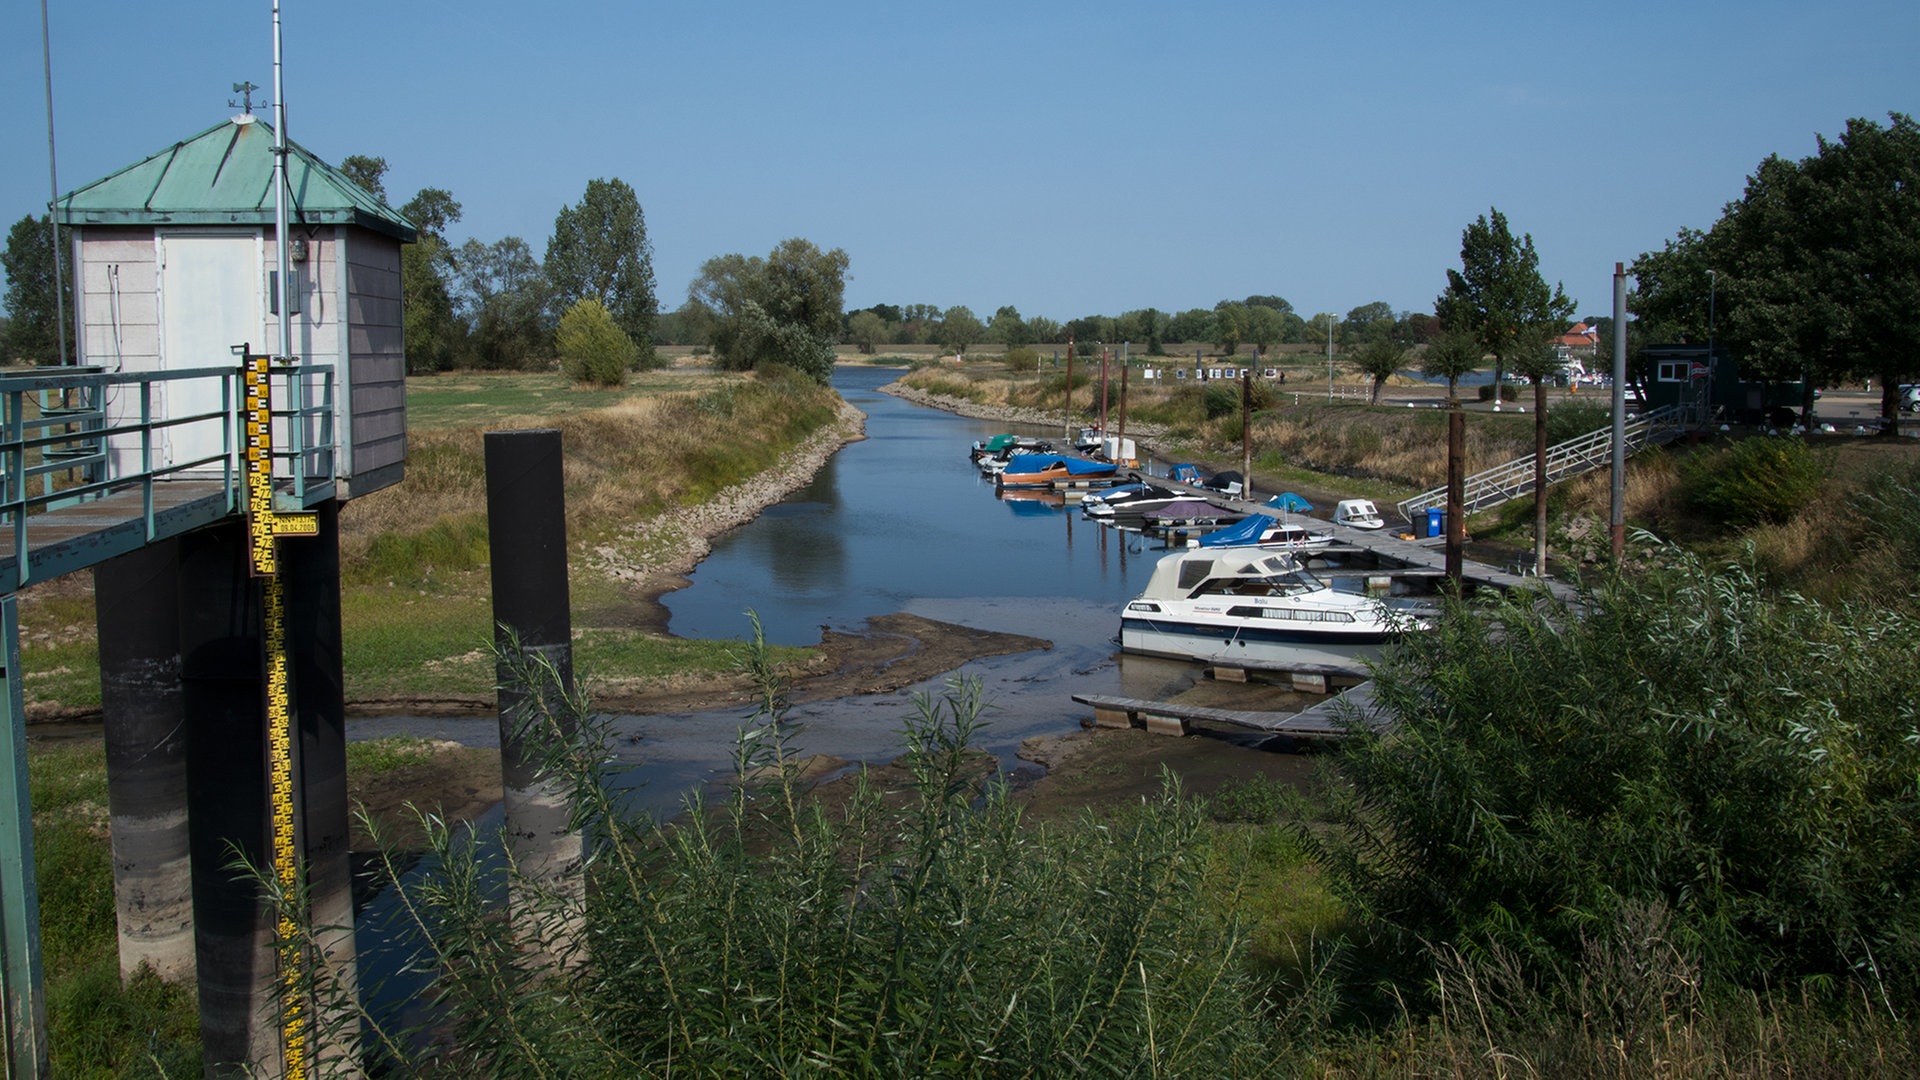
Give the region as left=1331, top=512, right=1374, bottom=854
left=1120, top=548, right=1426, bottom=668
left=1081, top=482, right=1183, bottom=521
left=1333, top=499, right=1387, bottom=530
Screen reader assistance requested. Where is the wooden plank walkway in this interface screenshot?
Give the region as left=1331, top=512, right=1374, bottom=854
left=0, top=481, right=233, bottom=591
left=1073, top=682, right=1391, bottom=741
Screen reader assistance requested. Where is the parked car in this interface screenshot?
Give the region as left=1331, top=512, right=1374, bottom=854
left=1901, top=384, right=1920, bottom=413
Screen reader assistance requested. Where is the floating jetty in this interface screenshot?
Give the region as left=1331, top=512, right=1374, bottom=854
left=1072, top=468, right=1579, bottom=741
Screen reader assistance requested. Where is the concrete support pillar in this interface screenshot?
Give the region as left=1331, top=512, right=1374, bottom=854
left=95, top=539, right=195, bottom=982
left=484, top=430, right=584, bottom=951
left=178, top=520, right=276, bottom=1076
left=175, top=510, right=359, bottom=1077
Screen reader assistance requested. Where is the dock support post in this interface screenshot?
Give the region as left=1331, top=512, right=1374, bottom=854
left=0, top=595, right=49, bottom=1079
left=96, top=540, right=195, bottom=982
left=179, top=520, right=276, bottom=1076
left=1446, top=407, right=1465, bottom=585
left=485, top=430, right=584, bottom=956
left=280, top=501, right=358, bottom=1068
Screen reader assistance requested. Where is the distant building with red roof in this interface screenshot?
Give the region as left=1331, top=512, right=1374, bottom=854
left=1555, top=322, right=1599, bottom=358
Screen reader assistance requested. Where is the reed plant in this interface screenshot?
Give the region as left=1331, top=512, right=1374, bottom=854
left=294, top=621, right=1273, bottom=1076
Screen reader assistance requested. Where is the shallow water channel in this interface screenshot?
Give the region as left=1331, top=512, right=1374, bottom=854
left=354, top=365, right=1224, bottom=816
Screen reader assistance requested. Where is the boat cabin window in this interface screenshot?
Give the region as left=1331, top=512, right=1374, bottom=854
left=1177, top=560, right=1215, bottom=590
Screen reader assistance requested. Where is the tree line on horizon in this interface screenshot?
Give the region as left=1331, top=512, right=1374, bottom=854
left=3, top=113, right=1913, bottom=409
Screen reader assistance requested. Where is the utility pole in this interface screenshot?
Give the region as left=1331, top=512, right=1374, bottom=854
left=1610, top=262, right=1627, bottom=563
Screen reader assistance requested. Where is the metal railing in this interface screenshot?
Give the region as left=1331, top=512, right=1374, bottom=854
left=0, top=359, right=335, bottom=585
left=1395, top=405, right=1689, bottom=524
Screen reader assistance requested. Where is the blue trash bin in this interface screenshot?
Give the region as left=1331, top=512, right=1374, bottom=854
left=1425, top=506, right=1445, bottom=538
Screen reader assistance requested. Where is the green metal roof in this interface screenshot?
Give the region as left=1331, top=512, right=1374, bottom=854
left=54, top=116, right=417, bottom=243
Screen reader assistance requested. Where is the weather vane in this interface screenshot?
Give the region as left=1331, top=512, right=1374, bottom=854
left=230, top=80, right=259, bottom=115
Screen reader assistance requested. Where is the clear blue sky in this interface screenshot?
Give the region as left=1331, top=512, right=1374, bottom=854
left=5, top=1, right=1916, bottom=325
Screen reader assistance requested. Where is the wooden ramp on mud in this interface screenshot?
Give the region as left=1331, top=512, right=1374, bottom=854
left=1072, top=681, right=1390, bottom=742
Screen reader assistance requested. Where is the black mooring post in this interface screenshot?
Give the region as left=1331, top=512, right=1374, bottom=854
left=484, top=430, right=583, bottom=943
left=281, top=500, right=356, bottom=1014
left=95, top=539, right=196, bottom=983
left=177, top=519, right=275, bottom=1076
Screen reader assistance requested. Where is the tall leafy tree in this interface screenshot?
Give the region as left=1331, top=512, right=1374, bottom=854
left=1419, top=329, right=1483, bottom=403
left=1435, top=208, right=1574, bottom=389
left=847, top=310, right=887, bottom=355
left=986, top=305, right=1029, bottom=348
left=687, top=237, right=848, bottom=383
left=545, top=177, right=659, bottom=367
left=1352, top=328, right=1408, bottom=404
left=1629, top=226, right=1717, bottom=345
left=1246, top=305, right=1284, bottom=355
left=1243, top=294, right=1293, bottom=316
left=337, top=154, right=389, bottom=203
left=1, top=214, right=72, bottom=363
left=1344, top=300, right=1394, bottom=341
left=341, top=157, right=467, bottom=372
left=1164, top=308, right=1212, bottom=345
left=1212, top=301, right=1249, bottom=356
left=1304, top=312, right=1342, bottom=349
left=1438, top=207, right=1575, bottom=574
left=1025, top=315, right=1064, bottom=345
left=937, top=305, right=984, bottom=355
left=453, top=236, right=550, bottom=370
left=1717, top=113, right=1920, bottom=428
left=399, top=187, right=465, bottom=374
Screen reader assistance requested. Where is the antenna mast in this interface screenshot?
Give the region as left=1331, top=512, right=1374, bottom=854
left=272, top=1, right=293, bottom=363
left=41, top=0, right=68, bottom=365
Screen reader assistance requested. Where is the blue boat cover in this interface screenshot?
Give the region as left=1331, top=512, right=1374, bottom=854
left=1003, top=454, right=1114, bottom=476
left=1194, top=510, right=1279, bottom=546
left=1267, top=492, right=1314, bottom=512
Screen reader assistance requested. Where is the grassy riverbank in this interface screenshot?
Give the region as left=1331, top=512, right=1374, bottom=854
left=16, top=364, right=849, bottom=715
left=895, top=356, right=1920, bottom=594
left=21, top=353, right=1920, bottom=1074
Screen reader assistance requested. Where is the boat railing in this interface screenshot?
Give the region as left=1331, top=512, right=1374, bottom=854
left=0, top=357, right=336, bottom=583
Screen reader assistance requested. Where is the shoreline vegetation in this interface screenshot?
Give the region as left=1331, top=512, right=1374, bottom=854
left=24, top=351, right=1920, bottom=1075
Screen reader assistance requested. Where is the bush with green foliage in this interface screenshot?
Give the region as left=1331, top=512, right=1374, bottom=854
left=1002, top=346, right=1039, bottom=372
left=1681, top=435, right=1825, bottom=526
left=1203, top=381, right=1240, bottom=419
left=307, top=628, right=1271, bottom=1075
left=555, top=297, right=637, bottom=386
left=1308, top=538, right=1920, bottom=1003
left=1544, top=399, right=1611, bottom=445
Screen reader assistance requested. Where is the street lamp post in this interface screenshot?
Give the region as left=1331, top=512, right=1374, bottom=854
left=1706, top=269, right=1717, bottom=421
left=1326, top=316, right=1333, bottom=401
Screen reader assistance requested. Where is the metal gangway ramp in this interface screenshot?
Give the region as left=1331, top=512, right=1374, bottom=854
left=1395, top=405, right=1688, bottom=524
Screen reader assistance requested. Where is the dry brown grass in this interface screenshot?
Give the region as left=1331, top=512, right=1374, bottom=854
left=1237, top=408, right=1533, bottom=492
left=336, top=370, right=842, bottom=578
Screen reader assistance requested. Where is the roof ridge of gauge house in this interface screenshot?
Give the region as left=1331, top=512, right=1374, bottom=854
left=54, top=113, right=413, bottom=499
left=56, top=114, right=416, bottom=243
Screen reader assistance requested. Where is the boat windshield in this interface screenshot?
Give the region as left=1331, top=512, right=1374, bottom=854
left=1188, top=554, right=1323, bottom=598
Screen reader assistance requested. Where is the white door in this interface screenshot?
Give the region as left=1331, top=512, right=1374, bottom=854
left=158, top=232, right=261, bottom=472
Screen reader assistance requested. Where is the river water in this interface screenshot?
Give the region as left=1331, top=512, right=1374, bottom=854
left=353, top=365, right=1211, bottom=819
